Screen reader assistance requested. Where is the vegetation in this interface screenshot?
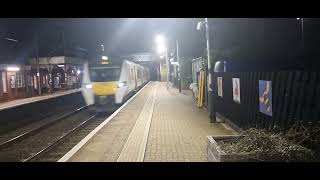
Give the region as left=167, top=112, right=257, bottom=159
left=219, top=128, right=316, bottom=161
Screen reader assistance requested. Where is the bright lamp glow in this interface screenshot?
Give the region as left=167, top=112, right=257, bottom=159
left=77, top=70, right=81, bottom=75
left=155, top=35, right=165, bottom=45
left=7, top=67, right=20, bottom=71
left=297, top=18, right=301, bottom=20
left=160, top=55, right=164, bottom=59
left=85, top=84, right=92, bottom=89
left=197, top=22, right=202, bottom=30
left=102, top=56, right=108, bottom=60
left=157, top=44, right=167, bottom=54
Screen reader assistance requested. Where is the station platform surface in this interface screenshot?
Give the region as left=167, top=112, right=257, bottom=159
left=0, top=89, right=81, bottom=111
left=59, top=82, right=236, bottom=162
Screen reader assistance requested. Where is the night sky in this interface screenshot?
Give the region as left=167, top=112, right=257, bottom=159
left=1, top=18, right=320, bottom=69
left=0, top=18, right=204, bottom=63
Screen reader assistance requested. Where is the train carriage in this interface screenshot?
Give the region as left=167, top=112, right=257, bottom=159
left=81, top=57, right=149, bottom=113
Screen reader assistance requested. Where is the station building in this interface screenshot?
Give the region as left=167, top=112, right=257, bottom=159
left=0, top=56, right=85, bottom=102
left=29, top=56, right=85, bottom=93
left=0, top=64, right=35, bottom=102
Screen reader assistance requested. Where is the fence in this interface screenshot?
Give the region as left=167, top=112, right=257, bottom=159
left=212, top=71, right=320, bottom=131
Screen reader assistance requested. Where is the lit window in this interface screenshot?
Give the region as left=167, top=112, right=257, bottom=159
left=27, top=75, right=33, bottom=86
left=2, top=72, right=7, bottom=93
left=10, top=75, right=15, bottom=88
left=15, top=72, right=25, bottom=88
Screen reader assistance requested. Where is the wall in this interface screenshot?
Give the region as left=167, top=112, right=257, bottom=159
left=212, top=71, right=320, bottom=131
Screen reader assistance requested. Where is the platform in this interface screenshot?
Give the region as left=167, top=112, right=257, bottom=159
left=0, top=89, right=81, bottom=111
left=59, top=82, right=237, bottom=162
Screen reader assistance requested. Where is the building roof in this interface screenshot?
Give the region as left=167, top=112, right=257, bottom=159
left=29, top=56, right=85, bottom=65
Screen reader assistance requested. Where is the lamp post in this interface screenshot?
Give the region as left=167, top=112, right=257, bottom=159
left=176, top=40, right=181, bottom=92
left=297, top=18, right=304, bottom=50
left=197, top=18, right=216, bottom=122
left=34, top=32, right=41, bottom=95
left=155, top=35, right=169, bottom=88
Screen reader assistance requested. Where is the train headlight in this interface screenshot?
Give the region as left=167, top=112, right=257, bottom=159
left=117, top=81, right=127, bottom=88
left=85, top=84, right=93, bottom=89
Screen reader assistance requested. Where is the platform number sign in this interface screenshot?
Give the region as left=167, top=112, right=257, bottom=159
left=217, top=77, right=223, bottom=97
left=232, top=78, right=240, bottom=103
left=259, top=80, right=272, bottom=116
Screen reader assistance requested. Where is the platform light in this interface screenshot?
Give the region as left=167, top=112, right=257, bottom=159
left=7, top=67, right=20, bottom=71
left=157, top=44, right=167, bottom=54
left=160, top=55, right=164, bottom=59
left=155, top=34, right=165, bottom=45
left=77, top=70, right=81, bottom=75
left=197, top=22, right=202, bottom=30
left=297, top=18, right=301, bottom=20
left=102, top=55, right=108, bottom=60
left=85, top=84, right=92, bottom=89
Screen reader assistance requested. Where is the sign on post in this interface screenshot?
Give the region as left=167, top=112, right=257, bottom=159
left=232, top=78, right=240, bottom=103
left=259, top=80, right=272, bottom=116
left=217, top=77, right=223, bottom=97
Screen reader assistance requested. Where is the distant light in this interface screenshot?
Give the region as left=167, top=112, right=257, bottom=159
left=160, top=55, right=164, bottom=59
left=37, top=72, right=40, bottom=77
left=297, top=18, right=301, bottom=20
left=77, top=70, right=81, bottom=75
left=5, top=37, right=18, bottom=42
left=102, top=56, right=108, bottom=60
left=7, top=67, right=20, bottom=71
left=157, top=44, right=167, bottom=54
left=197, top=22, right=202, bottom=30
left=58, top=65, right=64, bottom=67
left=155, top=35, right=165, bottom=45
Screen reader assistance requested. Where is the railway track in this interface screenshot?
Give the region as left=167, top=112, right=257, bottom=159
left=0, top=106, right=98, bottom=162
left=0, top=84, right=148, bottom=162
left=32, top=115, right=108, bottom=162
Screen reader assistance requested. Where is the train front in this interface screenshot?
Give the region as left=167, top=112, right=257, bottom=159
left=81, top=60, right=122, bottom=113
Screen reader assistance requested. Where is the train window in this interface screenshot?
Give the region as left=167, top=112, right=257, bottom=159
left=90, top=67, right=121, bottom=82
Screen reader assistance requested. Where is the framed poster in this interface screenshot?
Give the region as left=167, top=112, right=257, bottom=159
left=259, top=80, right=272, bottom=116
left=232, top=78, right=240, bottom=103
left=217, top=77, right=223, bottom=97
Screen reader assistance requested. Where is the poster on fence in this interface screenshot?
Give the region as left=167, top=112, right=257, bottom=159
left=232, top=78, right=241, bottom=103
left=217, top=77, right=223, bottom=97
left=259, top=80, right=272, bottom=116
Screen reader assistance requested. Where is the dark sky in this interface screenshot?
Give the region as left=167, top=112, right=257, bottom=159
left=0, top=18, right=204, bottom=63
left=1, top=18, right=320, bottom=67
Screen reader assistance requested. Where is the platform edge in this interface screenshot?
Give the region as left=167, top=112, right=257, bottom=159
left=57, top=82, right=151, bottom=162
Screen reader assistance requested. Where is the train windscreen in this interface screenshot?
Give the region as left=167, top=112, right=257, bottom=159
left=89, top=67, right=121, bottom=82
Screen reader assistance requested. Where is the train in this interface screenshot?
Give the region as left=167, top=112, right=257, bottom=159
left=81, top=57, right=150, bottom=112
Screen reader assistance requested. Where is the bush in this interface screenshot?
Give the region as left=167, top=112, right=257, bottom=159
left=219, top=128, right=315, bottom=161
